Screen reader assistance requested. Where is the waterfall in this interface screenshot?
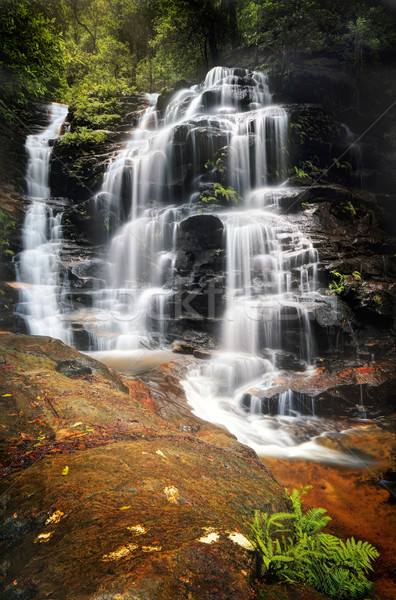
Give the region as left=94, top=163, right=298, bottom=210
left=51, top=67, right=349, bottom=462
left=16, top=102, right=71, bottom=343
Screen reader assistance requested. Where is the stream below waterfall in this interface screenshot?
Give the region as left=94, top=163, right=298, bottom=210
left=16, top=67, right=394, bottom=469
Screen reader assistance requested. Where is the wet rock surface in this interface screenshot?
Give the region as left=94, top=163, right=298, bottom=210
left=0, top=333, right=302, bottom=600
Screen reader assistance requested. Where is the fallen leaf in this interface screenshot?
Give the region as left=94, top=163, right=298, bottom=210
left=101, top=544, right=138, bottom=561
left=127, top=524, right=146, bottom=535
left=34, top=532, right=54, bottom=543
left=62, top=466, right=69, bottom=476
left=118, top=505, right=131, bottom=510
left=1, top=394, right=12, bottom=397
left=45, top=510, right=64, bottom=525
left=70, top=422, right=83, bottom=428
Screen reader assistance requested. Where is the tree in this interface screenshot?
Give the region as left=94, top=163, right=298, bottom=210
left=0, top=0, right=65, bottom=105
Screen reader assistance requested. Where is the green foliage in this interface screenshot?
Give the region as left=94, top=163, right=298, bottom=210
left=332, top=158, right=352, bottom=172
left=327, top=270, right=361, bottom=296
left=332, top=200, right=357, bottom=219
left=0, top=209, right=16, bottom=258
left=60, top=127, right=107, bottom=152
left=372, top=294, right=382, bottom=307
left=294, top=166, right=309, bottom=179
left=0, top=0, right=65, bottom=106
left=200, top=183, right=242, bottom=205
left=247, top=487, right=379, bottom=599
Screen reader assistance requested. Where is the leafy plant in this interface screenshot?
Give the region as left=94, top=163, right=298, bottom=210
left=247, top=487, right=379, bottom=599
left=326, top=270, right=361, bottom=295
left=332, top=157, right=352, bottom=172
left=200, top=183, right=242, bottom=205
left=60, top=127, right=107, bottom=152
left=334, top=200, right=357, bottom=219
left=294, top=165, right=309, bottom=179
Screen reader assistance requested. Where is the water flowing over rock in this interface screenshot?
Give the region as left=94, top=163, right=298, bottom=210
left=10, top=66, right=396, bottom=469
left=14, top=103, right=71, bottom=344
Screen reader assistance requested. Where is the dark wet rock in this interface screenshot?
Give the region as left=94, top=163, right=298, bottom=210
left=268, top=350, right=307, bottom=372
left=0, top=284, right=26, bottom=335
left=0, top=334, right=290, bottom=600
left=268, top=55, right=356, bottom=114
left=166, top=317, right=222, bottom=349
left=193, top=349, right=212, bottom=360
left=71, top=259, right=109, bottom=284
left=292, top=361, right=396, bottom=418
left=49, top=137, right=118, bottom=201
left=173, top=215, right=226, bottom=327
left=0, top=186, right=26, bottom=281
left=244, top=359, right=396, bottom=419
left=172, top=340, right=196, bottom=354
left=156, top=80, right=191, bottom=115
left=177, top=214, right=224, bottom=251
left=313, top=297, right=355, bottom=329
left=56, top=359, right=92, bottom=377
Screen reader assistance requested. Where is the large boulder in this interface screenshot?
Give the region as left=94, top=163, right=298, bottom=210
left=0, top=333, right=292, bottom=600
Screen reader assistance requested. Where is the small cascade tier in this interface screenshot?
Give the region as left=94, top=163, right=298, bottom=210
left=16, top=103, right=71, bottom=343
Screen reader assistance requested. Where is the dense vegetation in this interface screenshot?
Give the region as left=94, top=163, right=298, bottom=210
left=1, top=0, right=396, bottom=111
left=0, top=0, right=395, bottom=183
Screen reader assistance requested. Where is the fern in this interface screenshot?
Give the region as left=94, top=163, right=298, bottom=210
left=246, top=487, right=379, bottom=599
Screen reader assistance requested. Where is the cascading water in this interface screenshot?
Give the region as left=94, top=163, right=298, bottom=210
left=15, top=102, right=71, bottom=344
left=71, top=67, right=357, bottom=463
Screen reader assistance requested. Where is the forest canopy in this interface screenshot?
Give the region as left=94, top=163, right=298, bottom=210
left=0, top=0, right=395, bottom=117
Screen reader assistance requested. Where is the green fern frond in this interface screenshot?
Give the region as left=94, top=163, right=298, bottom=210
left=246, top=486, right=379, bottom=599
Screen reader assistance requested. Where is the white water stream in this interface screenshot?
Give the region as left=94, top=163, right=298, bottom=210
left=16, top=102, right=71, bottom=343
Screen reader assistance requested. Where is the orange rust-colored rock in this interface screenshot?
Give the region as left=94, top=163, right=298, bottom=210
left=0, top=334, right=293, bottom=600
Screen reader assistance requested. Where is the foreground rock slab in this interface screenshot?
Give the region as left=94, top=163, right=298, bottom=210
left=0, top=334, right=307, bottom=600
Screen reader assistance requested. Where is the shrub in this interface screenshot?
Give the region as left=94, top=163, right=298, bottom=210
left=59, top=127, right=108, bottom=153
left=247, top=487, right=379, bottom=599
